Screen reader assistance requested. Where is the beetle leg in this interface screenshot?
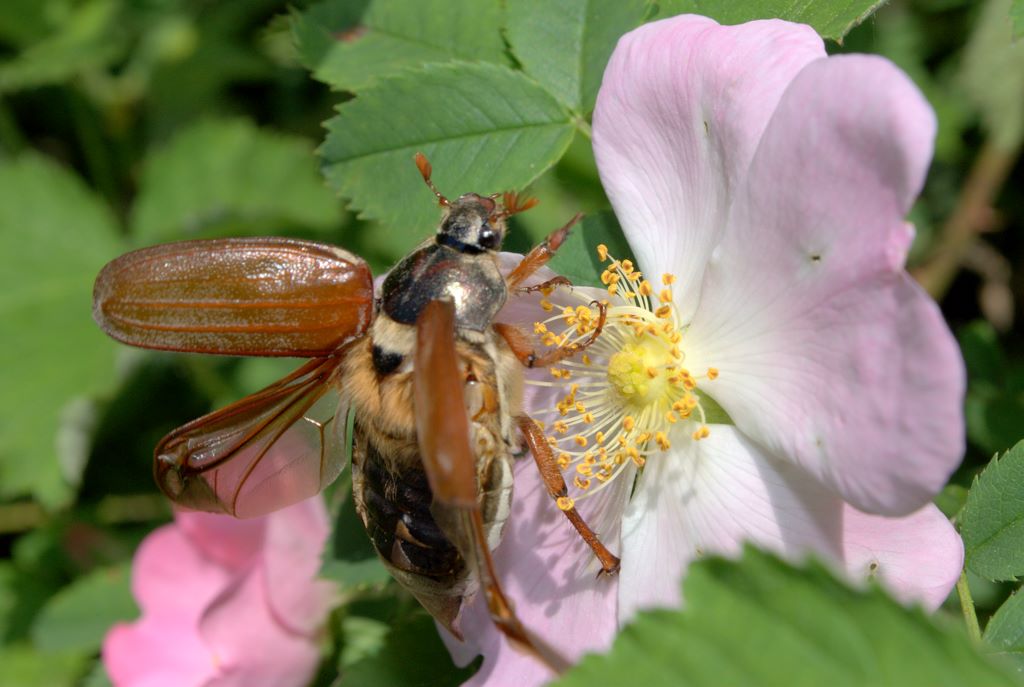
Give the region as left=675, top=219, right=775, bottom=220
left=495, top=300, right=607, bottom=369
left=515, top=275, right=572, bottom=296
left=505, top=213, right=583, bottom=290
left=414, top=300, right=569, bottom=674
left=516, top=415, right=620, bottom=576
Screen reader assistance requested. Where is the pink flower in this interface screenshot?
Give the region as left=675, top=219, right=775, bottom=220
left=448, top=14, right=966, bottom=685
left=103, top=496, right=335, bottom=687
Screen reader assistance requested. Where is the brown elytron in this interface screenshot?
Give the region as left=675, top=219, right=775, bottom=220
left=91, top=155, right=619, bottom=672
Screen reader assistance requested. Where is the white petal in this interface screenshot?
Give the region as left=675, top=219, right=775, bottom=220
left=619, top=426, right=842, bottom=622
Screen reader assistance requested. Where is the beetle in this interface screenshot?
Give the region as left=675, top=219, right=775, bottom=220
left=92, top=154, right=619, bottom=671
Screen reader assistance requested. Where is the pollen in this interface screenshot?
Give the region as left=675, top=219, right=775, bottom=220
left=525, top=250, right=722, bottom=505
left=557, top=496, right=575, bottom=511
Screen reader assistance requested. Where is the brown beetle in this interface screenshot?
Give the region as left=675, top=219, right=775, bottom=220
left=92, top=154, right=619, bottom=671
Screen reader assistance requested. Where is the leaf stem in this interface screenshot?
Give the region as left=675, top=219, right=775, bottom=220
left=912, top=140, right=1020, bottom=299
left=957, top=570, right=982, bottom=642
left=574, top=115, right=592, bottom=140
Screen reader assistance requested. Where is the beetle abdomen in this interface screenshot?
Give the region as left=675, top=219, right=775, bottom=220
left=357, top=435, right=464, bottom=579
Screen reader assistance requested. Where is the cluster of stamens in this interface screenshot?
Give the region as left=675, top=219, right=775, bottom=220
left=529, top=246, right=719, bottom=509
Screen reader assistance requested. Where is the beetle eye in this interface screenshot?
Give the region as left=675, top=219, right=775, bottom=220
left=478, top=226, right=499, bottom=250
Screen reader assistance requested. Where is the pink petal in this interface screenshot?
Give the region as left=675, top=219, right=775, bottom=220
left=175, top=510, right=265, bottom=572
left=130, top=525, right=229, bottom=616
left=618, top=426, right=842, bottom=622
left=841, top=503, right=962, bottom=610
left=446, top=451, right=630, bottom=685
left=199, top=567, right=322, bottom=687
left=104, top=617, right=216, bottom=687
left=262, top=496, right=337, bottom=636
left=685, top=55, right=964, bottom=516
left=593, top=15, right=824, bottom=321
left=105, top=525, right=224, bottom=686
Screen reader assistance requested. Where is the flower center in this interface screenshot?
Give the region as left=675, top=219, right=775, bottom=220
left=527, top=246, right=720, bottom=507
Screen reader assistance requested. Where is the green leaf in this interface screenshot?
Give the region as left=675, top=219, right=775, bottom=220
left=985, top=589, right=1024, bottom=661
left=343, top=612, right=480, bottom=687
left=295, top=0, right=506, bottom=92
left=291, top=0, right=370, bottom=75
left=0, top=645, right=86, bottom=687
left=131, top=118, right=341, bottom=242
left=1012, top=0, right=1024, bottom=40
left=960, top=321, right=1007, bottom=385
left=506, top=0, right=648, bottom=113
left=961, top=441, right=1024, bottom=582
left=0, top=0, right=53, bottom=47
left=654, top=0, right=886, bottom=42
left=960, top=0, right=1024, bottom=150
left=80, top=663, right=113, bottom=687
left=0, top=0, right=124, bottom=93
left=546, top=211, right=633, bottom=288
left=320, top=62, right=575, bottom=253
left=0, top=154, right=122, bottom=507
left=555, top=548, right=1018, bottom=687
left=30, top=565, right=137, bottom=654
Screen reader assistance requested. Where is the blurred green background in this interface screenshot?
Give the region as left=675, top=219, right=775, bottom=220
left=0, top=0, right=1021, bottom=685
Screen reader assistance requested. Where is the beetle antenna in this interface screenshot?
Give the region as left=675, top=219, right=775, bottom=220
left=414, top=152, right=449, bottom=207
left=492, top=191, right=538, bottom=222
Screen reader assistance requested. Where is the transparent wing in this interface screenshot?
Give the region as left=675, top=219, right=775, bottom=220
left=155, top=356, right=350, bottom=517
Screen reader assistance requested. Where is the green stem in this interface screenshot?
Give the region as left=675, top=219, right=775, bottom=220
left=957, top=570, right=982, bottom=642
left=574, top=115, right=593, bottom=140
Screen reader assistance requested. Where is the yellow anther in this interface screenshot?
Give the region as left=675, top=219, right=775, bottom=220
left=540, top=298, right=553, bottom=312
left=636, top=431, right=651, bottom=443
left=597, top=244, right=609, bottom=261
left=655, top=305, right=672, bottom=319
left=655, top=432, right=671, bottom=450
left=553, top=421, right=569, bottom=434
left=623, top=416, right=635, bottom=431
left=662, top=273, right=676, bottom=285
left=557, top=453, right=571, bottom=470
left=601, top=270, right=613, bottom=285
left=646, top=367, right=658, bottom=379
left=621, top=260, right=634, bottom=274
left=576, top=463, right=592, bottom=476
left=628, top=271, right=642, bottom=282
left=573, top=476, right=591, bottom=490
left=533, top=321, right=548, bottom=334
left=595, top=431, right=605, bottom=444
left=691, top=426, right=710, bottom=441
left=574, top=435, right=588, bottom=447
left=665, top=411, right=678, bottom=424
left=582, top=412, right=594, bottom=423
left=582, top=354, right=591, bottom=366
left=659, top=289, right=673, bottom=304
left=608, top=283, right=619, bottom=296
left=707, top=367, right=719, bottom=380
left=557, top=496, right=575, bottom=511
